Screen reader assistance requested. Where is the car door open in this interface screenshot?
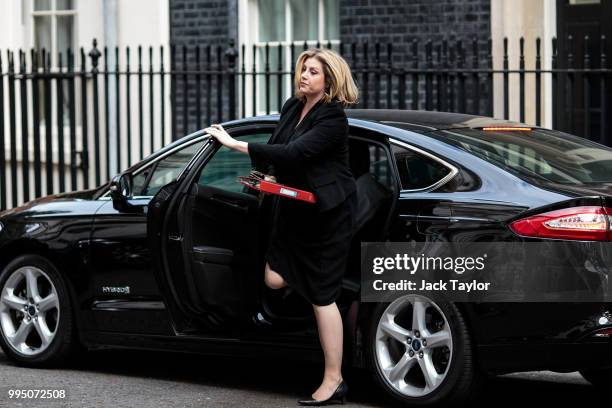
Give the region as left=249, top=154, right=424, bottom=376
left=148, top=130, right=273, bottom=334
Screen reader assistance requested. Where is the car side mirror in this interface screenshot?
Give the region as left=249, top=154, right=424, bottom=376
left=109, top=173, right=142, bottom=213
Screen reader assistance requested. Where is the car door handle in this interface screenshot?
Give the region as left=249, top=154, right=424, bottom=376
left=208, top=195, right=249, bottom=213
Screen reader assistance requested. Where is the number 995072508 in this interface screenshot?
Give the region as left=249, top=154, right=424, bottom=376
left=5, top=388, right=67, bottom=400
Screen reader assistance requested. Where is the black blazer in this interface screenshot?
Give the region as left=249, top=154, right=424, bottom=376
left=249, top=96, right=357, bottom=212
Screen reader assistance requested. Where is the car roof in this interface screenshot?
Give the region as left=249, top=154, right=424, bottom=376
left=162, top=109, right=532, bottom=165
left=344, top=109, right=530, bottom=131
left=224, top=109, right=531, bottom=133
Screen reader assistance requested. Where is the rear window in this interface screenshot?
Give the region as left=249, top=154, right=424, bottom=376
left=391, top=144, right=452, bottom=190
left=429, top=128, right=612, bottom=184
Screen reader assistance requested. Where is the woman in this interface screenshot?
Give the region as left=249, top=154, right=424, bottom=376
left=205, top=48, right=359, bottom=406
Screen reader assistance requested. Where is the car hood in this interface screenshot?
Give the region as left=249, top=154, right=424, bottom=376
left=0, top=188, right=105, bottom=220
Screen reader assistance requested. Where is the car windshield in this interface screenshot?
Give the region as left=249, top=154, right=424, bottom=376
left=428, top=128, right=612, bottom=185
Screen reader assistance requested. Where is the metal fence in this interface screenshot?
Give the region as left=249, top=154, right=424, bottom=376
left=0, top=36, right=610, bottom=210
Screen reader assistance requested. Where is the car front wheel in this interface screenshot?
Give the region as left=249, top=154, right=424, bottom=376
left=365, top=295, right=480, bottom=406
left=0, top=254, right=77, bottom=367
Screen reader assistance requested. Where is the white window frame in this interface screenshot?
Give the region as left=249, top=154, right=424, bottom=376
left=28, top=0, right=80, bottom=131
left=238, top=0, right=340, bottom=117
left=30, top=0, right=78, bottom=69
left=25, top=0, right=86, bottom=196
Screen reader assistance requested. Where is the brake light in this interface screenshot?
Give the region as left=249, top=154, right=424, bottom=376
left=509, top=206, right=612, bottom=241
left=592, top=328, right=612, bottom=338
left=481, top=127, right=532, bottom=131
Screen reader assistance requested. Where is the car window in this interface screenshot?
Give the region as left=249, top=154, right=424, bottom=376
left=198, top=132, right=272, bottom=193
left=349, top=138, right=395, bottom=190
left=133, top=140, right=206, bottom=197
left=430, top=128, right=612, bottom=185
left=369, top=143, right=395, bottom=189
left=391, top=144, right=452, bottom=190
left=132, top=168, right=151, bottom=197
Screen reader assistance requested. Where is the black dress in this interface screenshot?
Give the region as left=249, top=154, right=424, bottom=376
left=258, top=102, right=358, bottom=306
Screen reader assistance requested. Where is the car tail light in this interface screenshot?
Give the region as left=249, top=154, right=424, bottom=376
left=592, top=328, right=612, bottom=338
left=509, top=206, right=612, bottom=241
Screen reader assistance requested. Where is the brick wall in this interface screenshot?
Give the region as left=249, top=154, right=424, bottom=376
left=169, top=0, right=237, bottom=138
left=168, top=0, right=492, bottom=136
left=339, top=0, right=491, bottom=113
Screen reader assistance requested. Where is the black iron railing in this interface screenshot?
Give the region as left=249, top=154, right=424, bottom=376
left=0, top=36, right=610, bottom=210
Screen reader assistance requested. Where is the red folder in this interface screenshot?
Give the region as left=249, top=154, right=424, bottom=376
left=237, top=171, right=317, bottom=204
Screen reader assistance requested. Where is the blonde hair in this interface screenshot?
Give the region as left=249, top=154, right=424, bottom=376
left=294, top=48, right=359, bottom=108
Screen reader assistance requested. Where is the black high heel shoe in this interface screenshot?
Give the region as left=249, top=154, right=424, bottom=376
left=297, top=380, right=348, bottom=406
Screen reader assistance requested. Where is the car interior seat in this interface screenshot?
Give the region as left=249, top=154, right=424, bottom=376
left=341, top=139, right=395, bottom=295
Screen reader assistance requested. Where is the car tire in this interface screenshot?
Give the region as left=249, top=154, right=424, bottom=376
left=0, top=254, right=77, bottom=367
left=580, top=368, right=612, bottom=389
left=364, top=295, right=480, bottom=407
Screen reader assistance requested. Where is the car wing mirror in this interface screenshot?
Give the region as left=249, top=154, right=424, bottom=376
left=109, top=173, right=143, bottom=214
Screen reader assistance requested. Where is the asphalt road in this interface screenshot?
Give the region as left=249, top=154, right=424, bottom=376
left=0, top=348, right=601, bottom=408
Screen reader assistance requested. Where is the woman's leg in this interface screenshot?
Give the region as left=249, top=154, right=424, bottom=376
left=264, top=261, right=288, bottom=289
left=311, top=302, right=344, bottom=400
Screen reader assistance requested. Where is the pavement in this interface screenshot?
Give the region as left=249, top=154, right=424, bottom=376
left=0, top=348, right=600, bottom=408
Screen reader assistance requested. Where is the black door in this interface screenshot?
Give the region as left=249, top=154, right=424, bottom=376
left=89, top=137, right=207, bottom=334
left=556, top=0, right=612, bottom=145
left=387, top=140, right=456, bottom=242
left=149, top=128, right=274, bottom=335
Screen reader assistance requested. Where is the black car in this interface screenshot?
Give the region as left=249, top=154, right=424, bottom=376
left=1, top=109, right=612, bottom=406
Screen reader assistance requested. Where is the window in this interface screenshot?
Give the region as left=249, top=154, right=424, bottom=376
left=198, top=133, right=272, bottom=193
left=258, top=0, right=339, bottom=43
left=431, top=128, right=612, bottom=185
left=569, top=0, right=600, bottom=5
left=33, top=0, right=76, bottom=67
left=241, top=0, right=340, bottom=115
left=32, top=0, right=77, bottom=124
left=349, top=138, right=395, bottom=189
left=391, top=144, right=453, bottom=191
left=132, top=140, right=206, bottom=197
left=368, top=144, right=394, bottom=189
